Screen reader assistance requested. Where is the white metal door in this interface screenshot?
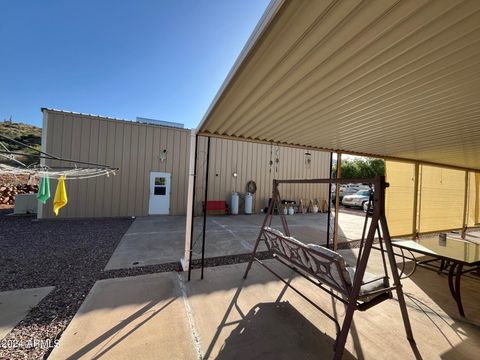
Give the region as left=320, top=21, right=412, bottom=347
left=148, top=172, right=170, bottom=215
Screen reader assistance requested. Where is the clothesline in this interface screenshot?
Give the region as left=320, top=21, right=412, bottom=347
left=0, top=133, right=119, bottom=180
left=0, top=133, right=119, bottom=215
left=0, top=163, right=117, bottom=180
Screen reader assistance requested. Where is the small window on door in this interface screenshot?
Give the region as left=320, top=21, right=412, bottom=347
left=154, top=186, right=166, bottom=195
left=154, top=177, right=167, bottom=195
left=155, top=177, right=166, bottom=186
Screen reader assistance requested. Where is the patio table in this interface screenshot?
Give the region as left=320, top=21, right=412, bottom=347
left=392, top=236, right=480, bottom=317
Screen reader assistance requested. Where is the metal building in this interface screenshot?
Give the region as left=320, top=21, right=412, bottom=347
left=39, top=108, right=330, bottom=219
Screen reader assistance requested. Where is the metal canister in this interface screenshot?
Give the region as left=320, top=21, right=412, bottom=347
left=244, top=192, right=253, bottom=214
left=230, top=192, right=239, bottom=215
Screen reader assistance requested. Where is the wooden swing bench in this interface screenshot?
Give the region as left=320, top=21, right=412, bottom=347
left=243, top=176, right=414, bottom=360
left=260, top=227, right=392, bottom=311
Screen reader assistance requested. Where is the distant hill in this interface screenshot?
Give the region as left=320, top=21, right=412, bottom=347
left=0, top=121, right=42, bottom=166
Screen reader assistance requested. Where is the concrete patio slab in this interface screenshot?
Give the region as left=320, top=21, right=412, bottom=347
left=0, top=286, right=54, bottom=340
left=58, top=249, right=479, bottom=359
left=185, top=254, right=480, bottom=359
left=48, top=272, right=198, bottom=360
left=105, top=212, right=368, bottom=270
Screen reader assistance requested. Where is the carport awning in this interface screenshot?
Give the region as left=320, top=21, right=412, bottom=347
left=197, top=0, right=480, bottom=170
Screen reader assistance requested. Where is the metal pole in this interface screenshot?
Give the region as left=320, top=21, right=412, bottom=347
left=415, top=164, right=423, bottom=238
left=326, top=152, right=333, bottom=248
left=333, top=153, right=342, bottom=250
left=187, top=134, right=199, bottom=281
left=200, top=137, right=211, bottom=279
left=412, top=162, right=420, bottom=238
left=462, top=170, right=469, bottom=238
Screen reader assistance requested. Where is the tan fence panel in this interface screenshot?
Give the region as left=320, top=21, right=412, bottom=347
left=385, top=160, right=416, bottom=236
left=418, top=165, right=465, bottom=233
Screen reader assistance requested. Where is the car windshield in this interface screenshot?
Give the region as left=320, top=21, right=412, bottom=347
left=357, top=190, right=370, bottom=196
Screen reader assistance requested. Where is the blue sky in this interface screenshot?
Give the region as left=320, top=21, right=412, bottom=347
left=0, top=0, right=270, bottom=128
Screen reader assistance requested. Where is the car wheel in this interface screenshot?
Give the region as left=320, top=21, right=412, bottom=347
left=362, top=201, right=369, bottom=212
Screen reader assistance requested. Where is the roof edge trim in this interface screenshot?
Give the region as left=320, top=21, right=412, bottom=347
left=41, top=108, right=191, bottom=131
left=197, top=132, right=480, bottom=173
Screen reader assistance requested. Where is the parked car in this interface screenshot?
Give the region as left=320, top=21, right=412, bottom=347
left=342, top=189, right=372, bottom=208
left=332, top=183, right=370, bottom=202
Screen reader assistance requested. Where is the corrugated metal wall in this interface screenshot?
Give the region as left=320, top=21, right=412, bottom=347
left=194, top=137, right=330, bottom=216
left=40, top=110, right=330, bottom=218
left=39, top=110, right=191, bottom=218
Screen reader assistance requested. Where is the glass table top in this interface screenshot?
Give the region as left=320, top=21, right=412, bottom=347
left=392, top=236, right=480, bottom=265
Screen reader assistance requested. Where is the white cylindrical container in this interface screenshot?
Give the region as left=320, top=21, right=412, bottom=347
left=288, top=207, right=294, bottom=215
left=244, top=192, right=253, bottom=215
left=230, top=192, right=239, bottom=215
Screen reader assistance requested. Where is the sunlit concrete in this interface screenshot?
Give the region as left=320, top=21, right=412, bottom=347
left=185, top=254, right=479, bottom=359
left=59, top=251, right=479, bottom=359
left=48, top=272, right=198, bottom=360
left=105, top=212, right=368, bottom=270
left=0, top=286, right=54, bottom=340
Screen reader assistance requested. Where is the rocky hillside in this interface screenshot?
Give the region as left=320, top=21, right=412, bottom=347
left=0, top=121, right=42, bottom=166
left=0, top=121, right=42, bottom=206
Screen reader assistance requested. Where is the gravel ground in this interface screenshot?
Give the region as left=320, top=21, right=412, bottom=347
left=0, top=211, right=133, bottom=360
left=0, top=212, right=273, bottom=360
left=0, top=207, right=365, bottom=360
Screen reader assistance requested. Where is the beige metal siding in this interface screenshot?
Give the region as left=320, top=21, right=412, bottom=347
left=40, top=110, right=330, bottom=218
left=40, top=110, right=192, bottom=218
left=194, top=137, right=330, bottom=215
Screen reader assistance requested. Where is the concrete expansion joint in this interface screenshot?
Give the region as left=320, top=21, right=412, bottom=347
left=210, top=218, right=253, bottom=251
left=176, top=273, right=203, bottom=359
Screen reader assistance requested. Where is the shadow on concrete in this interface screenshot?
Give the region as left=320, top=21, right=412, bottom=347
left=407, top=265, right=479, bottom=321
left=193, top=264, right=358, bottom=360
left=64, top=297, right=177, bottom=360
left=215, top=301, right=355, bottom=360
left=440, top=336, right=480, bottom=359
left=344, top=248, right=480, bottom=359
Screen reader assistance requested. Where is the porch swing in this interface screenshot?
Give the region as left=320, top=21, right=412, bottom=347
left=243, top=176, right=414, bottom=360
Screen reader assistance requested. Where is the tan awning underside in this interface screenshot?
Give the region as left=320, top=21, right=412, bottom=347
left=198, top=0, right=480, bottom=170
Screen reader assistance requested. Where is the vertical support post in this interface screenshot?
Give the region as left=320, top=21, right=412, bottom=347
left=462, top=170, right=469, bottom=238
left=333, top=153, right=341, bottom=250
left=411, top=163, right=420, bottom=238
left=200, top=136, right=211, bottom=279
left=186, top=133, right=198, bottom=280
left=378, top=177, right=414, bottom=342
left=326, top=152, right=333, bottom=248
left=475, top=173, right=480, bottom=224
left=416, top=164, right=424, bottom=237
left=37, top=109, right=49, bottom=219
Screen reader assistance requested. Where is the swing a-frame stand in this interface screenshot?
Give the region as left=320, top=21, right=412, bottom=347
left=244, top=176, right=414, bottom=359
